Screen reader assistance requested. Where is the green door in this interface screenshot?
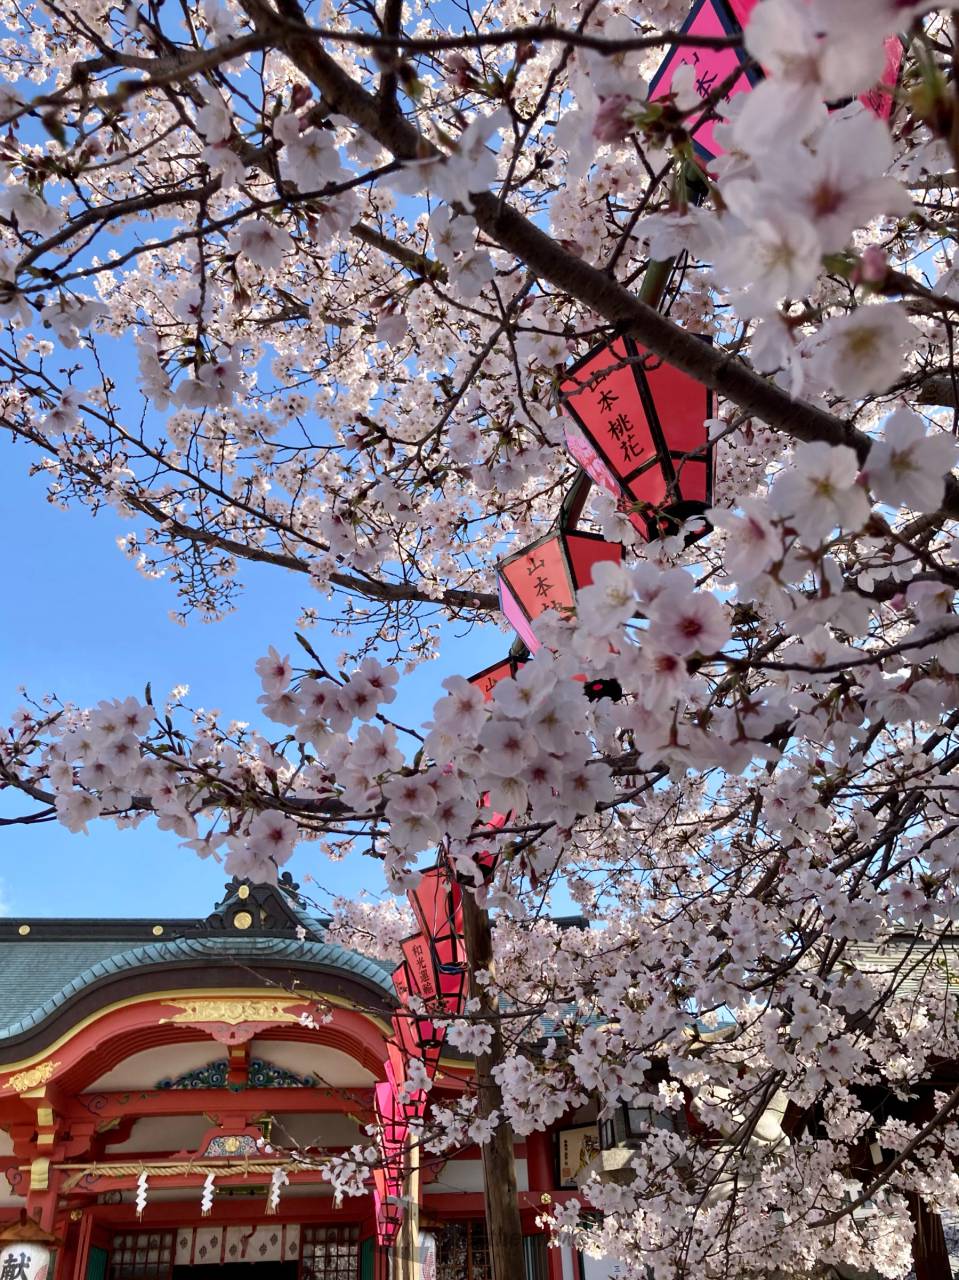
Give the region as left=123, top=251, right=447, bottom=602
left=359, top=1236, right=375, bottom=1280
left=85, top=1247, right=108, bottom=1280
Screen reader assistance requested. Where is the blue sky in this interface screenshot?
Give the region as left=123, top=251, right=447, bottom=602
left=0, top=433, right=502, bottom=921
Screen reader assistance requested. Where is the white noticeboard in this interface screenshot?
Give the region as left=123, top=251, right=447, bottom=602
left=581, top=1254, right=623, bottom=1280
left=419, top=1230, right=437, bottom=1280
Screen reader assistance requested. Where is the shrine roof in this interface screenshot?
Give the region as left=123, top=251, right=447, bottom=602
left=0, top=879, right=395, bottom=1050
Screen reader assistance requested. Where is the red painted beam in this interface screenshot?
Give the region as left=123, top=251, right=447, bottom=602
left=421, top=1190, right=583, bottom=1214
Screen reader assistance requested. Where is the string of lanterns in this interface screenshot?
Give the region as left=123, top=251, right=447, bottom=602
left=368, top=0, right=907, bottom=1243
left=371, top=328, right=719, bottom=1243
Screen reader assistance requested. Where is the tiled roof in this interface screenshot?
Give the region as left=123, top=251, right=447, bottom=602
left=0, top=930, right=395, bottom=1042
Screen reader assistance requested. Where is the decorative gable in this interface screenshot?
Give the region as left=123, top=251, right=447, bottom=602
left=157, top=1058, right=317, bottom=1090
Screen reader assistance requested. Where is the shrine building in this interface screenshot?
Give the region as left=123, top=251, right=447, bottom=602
left=0, top=879, right=599, bottom=1280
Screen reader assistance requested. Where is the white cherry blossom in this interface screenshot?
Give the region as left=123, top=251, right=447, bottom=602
left=229, top=220, right=294, bottom=270
left=770, top=442, right=870, bottom=543
left=811, top=304, right=916, bottom=399
left=866, top=410, right=959, bottom=513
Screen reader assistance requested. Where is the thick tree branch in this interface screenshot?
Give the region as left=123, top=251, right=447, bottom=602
left=240, top=0, right=959, bottom=523
left=253, top=20, right=741, bottom=55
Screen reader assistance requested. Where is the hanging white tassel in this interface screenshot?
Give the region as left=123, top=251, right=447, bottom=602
left=201, top=1172, right=215, bottom=1217
left=267, top=1167, right=288, bottom=1215
left=135, top=1171, right=149, bottom=1220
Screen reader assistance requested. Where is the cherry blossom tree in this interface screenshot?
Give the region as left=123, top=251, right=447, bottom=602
left=4, top=0, right=959, bottom=1274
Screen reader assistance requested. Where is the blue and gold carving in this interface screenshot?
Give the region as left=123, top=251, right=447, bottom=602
left=157, top=1059, right=316, bottom=1091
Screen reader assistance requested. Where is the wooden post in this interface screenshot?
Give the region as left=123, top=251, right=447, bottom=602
left=461, top=891, right=526, bottom=1280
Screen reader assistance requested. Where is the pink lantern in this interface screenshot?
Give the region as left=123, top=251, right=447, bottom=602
left=391, top=1010, right=443, bottom=1077
left=392, top=962, right=447, bottom=1064
left=497, top=528, right=623, bottom=654
left=862, top=38, right=904, bottom=122
left=402, top=926, right=468, bottom=1019
left=724, top=0, right=754, bottom=22
left=648, top=0, right=903, bottom=163
left=465, top=804, right=508, bottom=885
left=386, top=1046, right=427, bottom=1123
left=373, top=1168, right=405, bottom=1237
left=409, top=867, right=465, bottom=970
left=375, top=1079, right=407, bottom=1152
left=467, top=653, right=527, bottom=702
left=647, top=0, right=757, bottom=161
left=401, top=932, right=439, bottom=1003
left=561, top=335, right=714, bottom=542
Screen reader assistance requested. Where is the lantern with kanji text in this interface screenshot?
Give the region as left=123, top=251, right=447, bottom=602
left=497, top=524, right=623, bottom=655
left=0, top=1214, right=61, bottom=1280
left=392, top=961, right=447, bottom=1063
left=561, top=335, right=714, bottom=544
left=647, top=0, right=902, bottom=167
left=401, top=932, right=439, bottom=1004
left=467, top=647, right=527, bottom=702
left=647, top=0, right=758, bottom=162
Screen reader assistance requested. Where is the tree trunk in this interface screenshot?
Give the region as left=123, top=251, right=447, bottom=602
left=461, top=890, right=527, bottom=1280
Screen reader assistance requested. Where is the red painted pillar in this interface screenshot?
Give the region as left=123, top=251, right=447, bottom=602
left=526, top=1131, right=553, bottom=1193
left=526, top=1131, right=564, bottom=1280
left=67, top=1212, right=92, bottom=1280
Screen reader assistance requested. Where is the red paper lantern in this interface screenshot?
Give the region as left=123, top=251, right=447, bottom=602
left=376, top=1217, right=402, bottom=1247
left=392, top=1012, right=443, bottom=1076
left=401, top=927, right=467, bottom=1018
left=467, top=653, right=527, bottom=702
left=561, top=335, right=714, bottom=543
left=374, top=1080, right=407, bottom=1151
left=392, top=962, right=446, bottom=1058
left=407, top=865, right=468, bottom=1013
left=373, top=1169, right=405, bottom=1236
left=648, top=0, right=757, bottom=161
left=387, top=1044, right=427, bottom=1123
left=409, top=867, right=465, bottom=970
left=447, top=803, right=508, bottom=887
left=647, top=0, right=902, bottom=164
left=497, top=527, right=623, bottom=654
left=434, top=952, right=468, bottom=1016
left=401, top=932, right=439, bottom=1003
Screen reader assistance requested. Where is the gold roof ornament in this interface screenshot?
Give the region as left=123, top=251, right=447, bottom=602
left=160, top=998, right=302, bottom=1026
left=4, top=1061, right=59, bottom=1095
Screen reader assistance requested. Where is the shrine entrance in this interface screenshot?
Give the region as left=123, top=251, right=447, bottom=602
left=107, top=1227, right=368, bottom=1280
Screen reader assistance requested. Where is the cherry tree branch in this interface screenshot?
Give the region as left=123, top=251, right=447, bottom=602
left=242, top=0, right=959, bottom=522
